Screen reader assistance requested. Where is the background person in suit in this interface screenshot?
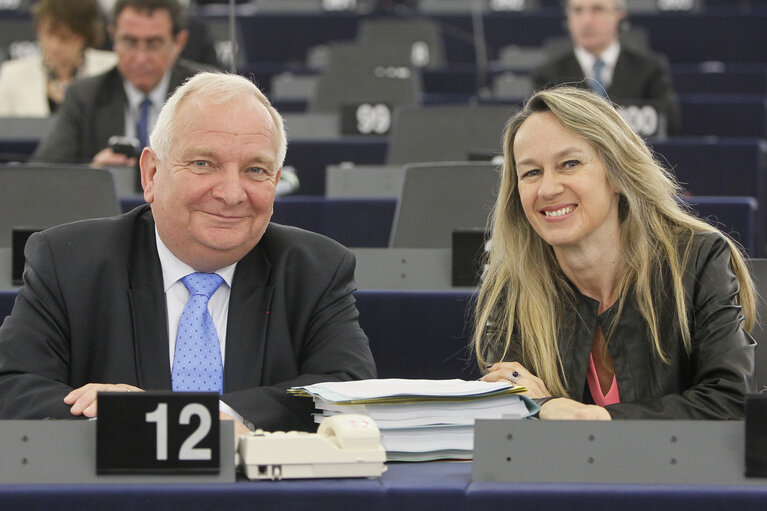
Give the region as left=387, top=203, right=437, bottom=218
left=475, top=87, right=754, bottom=420
left=32, top=0, right=208, bottom=168
left=100, top=0, right=223, bottom=68
left=532, top=0, right=680, bottom=134
left=0, top=72, right=376, bottom=433
left=0, top=0, right=116, bottom=117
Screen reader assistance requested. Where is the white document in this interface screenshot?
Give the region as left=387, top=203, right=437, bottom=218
left=315, top=396, right=531, bottom=428
left=292, top=378, right=520, bottom=403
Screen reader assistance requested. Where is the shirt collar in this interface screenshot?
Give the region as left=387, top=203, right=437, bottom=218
left=154, top=227, right=236, bottom=293
left=124, top=71, right=172, bottom=110
left=574, top=40, right=621, bottom=73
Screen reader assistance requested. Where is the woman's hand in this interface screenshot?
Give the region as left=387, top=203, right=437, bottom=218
left=539, top=398, right=611, bottom=420
left=481, top=362, right=552, bottom=398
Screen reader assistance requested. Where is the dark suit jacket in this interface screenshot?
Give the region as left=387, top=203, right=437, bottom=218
left=532, top=45, right=681, bottom=134
left=31, top=60, right=207, bottom=164
left=0, top=205, right=377, bottom=430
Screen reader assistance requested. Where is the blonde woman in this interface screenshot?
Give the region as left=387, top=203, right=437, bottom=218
left=475, top=86, right=755, bottom=420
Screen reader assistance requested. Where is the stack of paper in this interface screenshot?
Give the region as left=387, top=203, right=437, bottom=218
left=289, top=379, right=538, bottom=462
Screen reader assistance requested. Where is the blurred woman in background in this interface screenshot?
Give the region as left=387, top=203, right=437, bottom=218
left=0, top=0, right=116, bottom=116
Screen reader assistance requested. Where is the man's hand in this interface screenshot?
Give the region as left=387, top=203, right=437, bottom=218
left=63, top=383, right=144, bottom=417
left=91, top=148, right=136, bottom=168
left=220, top=411, right=251, bottom=436
left=539, top=398, right=611, bottom=420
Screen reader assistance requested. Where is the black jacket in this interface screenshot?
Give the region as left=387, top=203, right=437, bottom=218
left=506, top=231, right=754, bottom=419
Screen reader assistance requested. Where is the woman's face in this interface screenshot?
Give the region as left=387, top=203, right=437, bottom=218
left=37, top=18, right=86, bottom=71
left=513, top=111, right=621, bottom=253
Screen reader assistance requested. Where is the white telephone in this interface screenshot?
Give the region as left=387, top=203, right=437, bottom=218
left=237, top=414, right=387, bottom=480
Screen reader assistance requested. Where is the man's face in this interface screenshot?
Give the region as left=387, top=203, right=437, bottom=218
left=141, top=93, right=282, bottom=272
left=112, top=7, right=187, bottom=93
left=567, top=0, right=624, bottom=56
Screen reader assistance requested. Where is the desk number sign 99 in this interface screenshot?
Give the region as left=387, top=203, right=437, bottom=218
left=96, top=392, right=220, bottom=474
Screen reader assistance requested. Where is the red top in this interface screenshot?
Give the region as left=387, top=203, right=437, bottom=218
left=587, top=353, right=620, bottom=406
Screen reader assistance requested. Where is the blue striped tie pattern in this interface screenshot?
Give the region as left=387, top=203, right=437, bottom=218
left=171, top=272, right=225, bottom=394
left=136, top=96, right=152, bottom=149
left=590, top=58, right=608, bottom=97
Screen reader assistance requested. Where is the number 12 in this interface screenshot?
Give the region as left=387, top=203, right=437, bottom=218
left=145, top=403, right=212, bottom=461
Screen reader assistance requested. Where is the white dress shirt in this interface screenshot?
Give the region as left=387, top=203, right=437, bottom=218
left=574, top=40, right=620, bottom=89
left=154, top=229, right=250, bottom=426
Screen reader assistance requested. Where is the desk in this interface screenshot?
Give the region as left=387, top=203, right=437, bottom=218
left=2, top=461, right=767, bottom=511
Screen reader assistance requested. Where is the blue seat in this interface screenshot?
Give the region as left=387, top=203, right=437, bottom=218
left=285, top=139, right=388, bottom=196
left=672, top=65, right=767, bottom=95
left=272, top=196, right=395, bottom=248
left=654, top=137, right=767, bottom=255
left=679, top=95, right=767, bottom=138
left=356, top=290, right=479, bottom=380
left=684, top=196, right=759, bottom=256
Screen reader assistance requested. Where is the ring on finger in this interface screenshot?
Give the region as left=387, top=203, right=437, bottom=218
left=508, top=371, right=520, bottom=384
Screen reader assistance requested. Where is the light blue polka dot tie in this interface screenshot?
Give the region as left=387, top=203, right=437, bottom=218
left=172, top=272, right=225, bottom=394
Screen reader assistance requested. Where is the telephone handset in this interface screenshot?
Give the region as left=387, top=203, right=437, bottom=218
left=238, top=414, right=387, bottom=480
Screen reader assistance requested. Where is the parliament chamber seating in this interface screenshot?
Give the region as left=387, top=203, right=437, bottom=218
left=2, top=5, right=767, bottom=499
left=0, top=165, right=120, bottom=248
left=118, top=193, right=758, bottom=256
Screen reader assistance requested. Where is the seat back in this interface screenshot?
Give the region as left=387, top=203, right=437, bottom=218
left=0, top=16, right=36, bottom=63
left=311, top=42, right=422, bottom=113
left=390, top=162, right=499, bottom=248
left=386, top=104, right=516, bottom=165
left=356, top=18, right=446, bottom=68
left=200, top=16, right=248, bottom=69
left=749, top=258, right=767, bottom=390
left=0, top=164, right=120, bottom=248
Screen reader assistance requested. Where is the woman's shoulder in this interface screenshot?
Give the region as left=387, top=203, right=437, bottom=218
left=82, top=49, right=118, bottom=77
left=687, top=229, right=731, bottom=255
left=0, top=55, right=43, bottom=77
left=680, top=229, right=735, bottom=277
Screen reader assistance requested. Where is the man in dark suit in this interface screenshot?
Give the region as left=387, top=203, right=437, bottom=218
left=33, top=0, right=208, bottom=166
left=532, top=0, right=680, bottom=134
left=0, top=72, right=377, bottom=433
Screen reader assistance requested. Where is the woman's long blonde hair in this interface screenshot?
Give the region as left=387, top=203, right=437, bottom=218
left=473, top=86, right=755, bottom=397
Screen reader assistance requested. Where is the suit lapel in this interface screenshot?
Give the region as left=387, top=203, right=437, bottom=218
left=167, top=63, right=192, bottom=99
left=224, top=244, right=273, bottom=392
left=607, top=52, right=631, bottom=97
left=564, top=52, right=586, bottom=83
left=94, top=69, right=127, bottom=153
left=127, top=208, right=172, bottom=390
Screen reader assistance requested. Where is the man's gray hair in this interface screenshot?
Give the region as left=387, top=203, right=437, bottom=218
left=149, top=72, right=287, bottom=167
